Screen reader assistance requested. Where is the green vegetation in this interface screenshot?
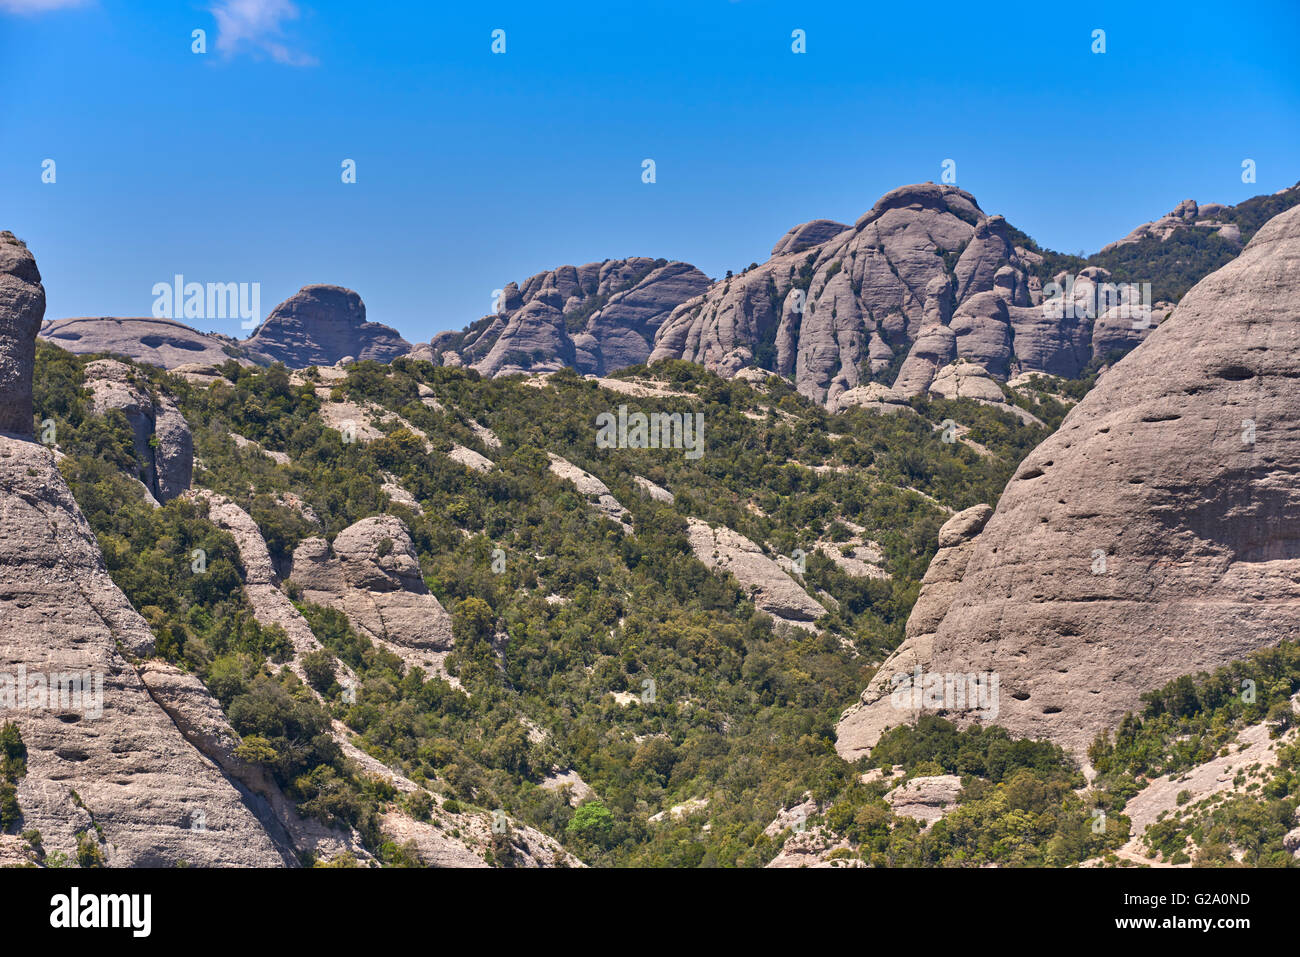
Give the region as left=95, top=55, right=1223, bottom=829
left=38, top=335, right=1296, bottom=868
left=819, top=717, right=1127, bottom=867
left=1090, top=640, right=1300, bottom=794
left=0, top=722, right=27, bottom=833
left=1089, top=640, right=1300, bottom=866
left=1008, top=185, right=1300, bottom=303
left=35, top=339, right=1060, bottom=865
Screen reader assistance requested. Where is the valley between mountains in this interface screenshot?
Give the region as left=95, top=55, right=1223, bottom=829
left=3, top=182, right=1300, bottom=868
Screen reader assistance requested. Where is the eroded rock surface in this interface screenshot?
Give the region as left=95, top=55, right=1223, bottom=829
left=837, top=204, right=1300, bottom=760
left=686, top=519, right=826, bottom=629
left=435, top=258, right=710, bottom=378
left=246, top=285, right=409, bottom=368
left=0, top=233, right=45, bottom=433
left=290, top=516, right=454, bottom=674
left=40, top=317, right=245, bottom=370
left=836, top=505, right=991, bottom=759
left=83, top=358, right=193, bottom=501
left=0, top=241, right=282, bottom=866
left=884, top=774, right=963, bottom=824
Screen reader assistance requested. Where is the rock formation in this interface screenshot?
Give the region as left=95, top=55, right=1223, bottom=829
left=83, top=358, right=193, bottom=502
left=0, top=232, right=44, bottom=434
left=646, top=183, right=1196, bottom=409
left=0, top=237, right=285, bottom=866
left=649, top=184, right=1066, bottom=406
left=884, top=774, right=963, bottom=824
left=40, top=317, right=246, bottom=370
left=431, top=258, right=710, bottom=377
left=138, top=661, right=365, bottom=863
left=686, top=519, right=827, bottom=629
left=836, top=203, right=1300, bottom=761
left=186, top=490, right=349, bottom=693
left=836, top=505, right=992, bottom=758
left=1100, top=197, right=1242, bottom=252
left=246, top=285, right=410, bottom=367
left=547, top=453, right=632, bottom=532
left=770, top=219, right=851, bottom=256
left=289, top=515, right=455, bottom=674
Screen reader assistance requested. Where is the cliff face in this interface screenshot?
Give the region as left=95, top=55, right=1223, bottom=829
left=246, top=285, right=410, bottom=367
left=433, top=258, right=711, bottom=378
left=648, top=183, right=1163, bottom=408
left=0, top=237, right=286, bottom=866
left=0, top=232, right=44, bottom=434
left=837, top=203, right=1300, bottom=762
left=82, top=358, right=193, bottom=502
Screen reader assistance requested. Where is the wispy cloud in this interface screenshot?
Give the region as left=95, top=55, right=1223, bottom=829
left=0, top=0, right=91, bottom=13
left=210, top=0, right=316, bottom=66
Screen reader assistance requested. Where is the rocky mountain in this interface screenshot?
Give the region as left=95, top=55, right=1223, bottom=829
left=40, top=285, right=409, bottom=373
left=11, top=192, right=1300, bottom=870
left=430, top=257, right=711, bottom=377
left=647, top=183, right=1168, bottom=409
left=41, top=184, right=1295, bottom=397
left=420, top=184, right=1300, bottom=418
left=245, top=284, right=410, bottom=367
left=837, top=202, right=1300, bottom=762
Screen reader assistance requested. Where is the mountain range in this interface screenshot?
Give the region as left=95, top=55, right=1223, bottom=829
left=5, top=180, right=1300, bottom=869
left=40, top=182, right=1300, bottom=399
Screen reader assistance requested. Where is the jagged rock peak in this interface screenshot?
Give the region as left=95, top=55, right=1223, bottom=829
left=436, top=257, right=710, bottom=378
left=246, top=284, right=410, bottom=368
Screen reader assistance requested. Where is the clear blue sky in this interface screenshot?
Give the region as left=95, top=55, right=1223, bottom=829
left=2, top=0, right=1297, bottom=342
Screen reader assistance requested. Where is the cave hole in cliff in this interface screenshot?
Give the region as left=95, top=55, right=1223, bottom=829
left=1216, top=364, right=1255, bottom=381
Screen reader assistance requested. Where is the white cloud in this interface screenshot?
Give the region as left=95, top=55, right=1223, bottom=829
left=0, top=0, right=91, bottom=13
left=210, top=0, right=317, bottom=66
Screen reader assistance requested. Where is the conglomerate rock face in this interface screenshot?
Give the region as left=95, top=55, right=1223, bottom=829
left=645, top=183, right=1182, bottom=409
left=836, top=203, right=1300, bottom=761
left=433, top=258, right=711, bottom=378
left=289, top=515, right=455, bottom=670
left=648, top=182, right=1145, bottom=407
left=83, top=358, right=193, bottom=502
left=39, top=317, right=243, bottom=370
left=0, top=232, right=45, bottom=434
left=246, top=284, right=410, bottom=367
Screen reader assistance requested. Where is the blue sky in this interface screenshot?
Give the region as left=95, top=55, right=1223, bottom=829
left=2, top=0, right=1297, bottom=342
